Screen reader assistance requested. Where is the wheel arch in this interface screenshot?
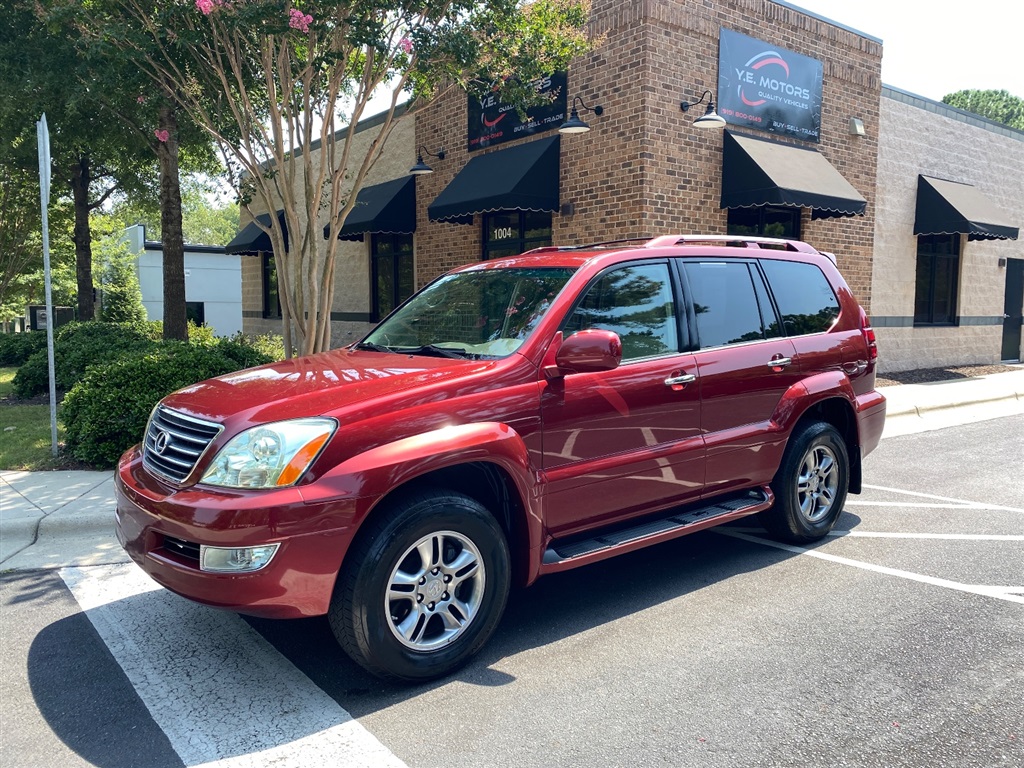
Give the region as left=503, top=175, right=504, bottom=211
left=366, top=461, right=534, bottom=588
left=788, top=396, right=862, bottom=494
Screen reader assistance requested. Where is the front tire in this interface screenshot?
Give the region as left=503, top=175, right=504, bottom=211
left=329, top=489, right=510, bottom=682
left=760, top=422, right=849, bottom=542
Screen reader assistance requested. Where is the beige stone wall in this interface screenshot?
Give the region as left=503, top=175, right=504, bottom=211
left=414, top=0, right=881, bottom=306
left=872, top=90, right=1024, bottom=371
left=241, top=116, right=416, bottom=345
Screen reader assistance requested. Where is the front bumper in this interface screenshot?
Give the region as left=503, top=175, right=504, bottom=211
left=114, top=446, right=358, bottom=618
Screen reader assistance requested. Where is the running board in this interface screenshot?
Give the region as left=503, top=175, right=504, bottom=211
left=540, top=488, right=773, bottom=573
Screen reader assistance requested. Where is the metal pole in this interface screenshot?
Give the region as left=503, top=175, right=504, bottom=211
left=37, top=114, right=58, bottom=457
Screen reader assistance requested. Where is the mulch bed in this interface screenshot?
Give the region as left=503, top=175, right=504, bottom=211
left=874, top=364, right=1020, bottom=388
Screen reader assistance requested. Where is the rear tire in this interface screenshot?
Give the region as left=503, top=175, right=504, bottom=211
left=329, top=489, right=510, bottom=682
left=760, top=422, right=849, bottom=542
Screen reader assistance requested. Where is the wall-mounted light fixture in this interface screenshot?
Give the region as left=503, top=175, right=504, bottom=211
left=849, top=117, right=866, bottom=136
left=559, top=96, right=604, bottom=134
left=409, top=146, right=446, bottom=175
left=680, top=90, right=726, bottom=129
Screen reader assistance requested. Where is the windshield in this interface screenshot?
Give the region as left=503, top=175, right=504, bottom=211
left=362, top=267, right=576, bottom=358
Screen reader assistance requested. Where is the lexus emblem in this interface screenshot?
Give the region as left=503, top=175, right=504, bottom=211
left=153, top=430, right=171, bottom=455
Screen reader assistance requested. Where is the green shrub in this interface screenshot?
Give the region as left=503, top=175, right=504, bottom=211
left=187, top=320, right=217, bottom=346
left=62, top=344, right=254, bottom=467
left=0, top=332, right=47, bottom=367
left=222, top=331, right=286, bottom=362
left=214, top=337, right=275, bottom=370
left=13, top=321, right=156, bottom=398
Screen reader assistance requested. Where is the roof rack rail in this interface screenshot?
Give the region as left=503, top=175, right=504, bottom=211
left=523, top=238, right=655, bottom=254
left=643, top=234, right=819, bottom=253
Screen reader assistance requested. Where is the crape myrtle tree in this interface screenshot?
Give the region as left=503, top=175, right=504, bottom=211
left=66, top=0, right=593, bottom=357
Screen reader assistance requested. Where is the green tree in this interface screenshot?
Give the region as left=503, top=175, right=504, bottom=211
left=99, top=242, right=147, bottom=325
left=67, top=0, right=593, bottom=357
left=103, top=176, right=239, bottom=246
left=942, top=89, right=1024, bottom=130
left=1, top=0, right=156, bottom=324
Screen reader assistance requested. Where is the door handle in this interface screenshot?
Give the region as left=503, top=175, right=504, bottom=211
left=767, top=357, right=792, bottom=368
left=664, top=373, right=697, bottom=387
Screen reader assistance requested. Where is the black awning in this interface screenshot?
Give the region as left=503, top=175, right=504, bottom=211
left=428, top=135, right=560, bottom=222
left=721, top=131, right=866, bottom=219
left=325, top=176, right=416, bottom=241
left=914, top=175, right=1019, bottom=241
left=224, top=211, right=288, bottom=254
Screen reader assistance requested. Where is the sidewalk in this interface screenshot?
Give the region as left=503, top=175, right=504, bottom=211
left=2, top=368, right=1022, bottom=572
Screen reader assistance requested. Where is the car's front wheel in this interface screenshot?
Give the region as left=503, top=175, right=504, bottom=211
left=760, top=421, right=849, bottom=542
left=329, top=489, right=510, bottom=682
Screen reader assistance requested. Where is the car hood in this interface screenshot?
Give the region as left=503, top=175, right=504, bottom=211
left=160, top=347, right=509, bottom=426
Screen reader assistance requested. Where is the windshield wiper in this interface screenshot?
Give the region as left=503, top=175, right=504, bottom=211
left=395, top=344, right=468, bottom=359
left=354, top=341, right=394, bottom=353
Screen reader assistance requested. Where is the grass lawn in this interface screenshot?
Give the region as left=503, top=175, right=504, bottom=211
left=0, top=367, right=81, bottom=471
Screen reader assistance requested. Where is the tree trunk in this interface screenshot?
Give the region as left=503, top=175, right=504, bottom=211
left=70, top=155, right=94, bottom=322
left=157, top=104, right=187, bottom=341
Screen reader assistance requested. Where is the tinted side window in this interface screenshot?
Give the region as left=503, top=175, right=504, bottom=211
left=563, top=263, right=678, bottom=360
left=761, top=260, right=840, bottom=335
left=684, top=262, right=765, bottom=348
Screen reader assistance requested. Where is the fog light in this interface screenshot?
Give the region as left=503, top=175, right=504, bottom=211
left=200, top=544, right=280, bottom=573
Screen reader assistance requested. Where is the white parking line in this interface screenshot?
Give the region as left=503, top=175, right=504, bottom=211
left=861, top=484, right=1024, bottom=513
left=715, top=529, right=1024, bottom=605
left=61, top=563, right=407, bottom=768
left=844, top=501, right=1016, bottom=509
left=828, top=531, right=1024, bottom=541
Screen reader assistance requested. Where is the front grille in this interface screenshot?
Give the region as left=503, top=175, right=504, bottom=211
left=162, top=535, right=201, bottom=562
left=143, top=406, right=222, bottom=484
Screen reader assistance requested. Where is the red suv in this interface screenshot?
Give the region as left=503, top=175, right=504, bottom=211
left=115, top=235, right=885, bottom=681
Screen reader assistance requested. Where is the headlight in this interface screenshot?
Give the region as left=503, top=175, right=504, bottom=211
left=200, top=418, right=336, bottom=489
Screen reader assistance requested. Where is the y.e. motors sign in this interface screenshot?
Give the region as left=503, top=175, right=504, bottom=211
left=467, top=72, right=567, bottom=151
left=717, top=29, right=823, bottom=142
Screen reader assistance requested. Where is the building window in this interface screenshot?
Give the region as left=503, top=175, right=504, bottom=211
left=371, top=234, right=414, bottom=321
left=185, top=302, right=206, bottom=326
left=914, top=234, right=960, bottom=326
left=483, top=211, right=553, bottom=260
left=262, top=253, right=281, bottom=319
left=727, top=206, right=801, bottom=239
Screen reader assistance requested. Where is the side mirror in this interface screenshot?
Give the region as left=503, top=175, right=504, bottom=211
left=549, top=329, right=622, bottom=377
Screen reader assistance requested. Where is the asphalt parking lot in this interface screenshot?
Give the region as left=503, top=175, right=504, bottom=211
left=3, top=414, right=1022, bottom=768
left=233, top=414, right=1021, bottom=768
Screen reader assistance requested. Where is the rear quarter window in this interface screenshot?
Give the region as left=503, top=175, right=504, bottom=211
left=761, top=260, right=840, bottom=335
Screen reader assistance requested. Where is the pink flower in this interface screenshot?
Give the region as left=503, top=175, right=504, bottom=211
left=154, top=129, right=170, bottom=143
left=196, top=0, right=215, bottom=14
left=137, top=96, right=146, bottom=104
left=399, top=37, right=413, bottom=54
left=288, top=8, right=313, bottom=33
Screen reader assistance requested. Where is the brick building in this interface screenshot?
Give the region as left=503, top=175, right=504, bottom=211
left=870, top=87, right=1023, bottom=369
left=236, top=0, right=1022, bottom=370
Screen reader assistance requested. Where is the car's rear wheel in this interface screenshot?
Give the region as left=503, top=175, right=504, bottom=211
left=329, top=489, right=510, bottom=682
left=760, top=421, right=849, bottom=542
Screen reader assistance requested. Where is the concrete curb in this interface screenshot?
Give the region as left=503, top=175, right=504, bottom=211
left=881, top=386, right=1024, bottom=418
